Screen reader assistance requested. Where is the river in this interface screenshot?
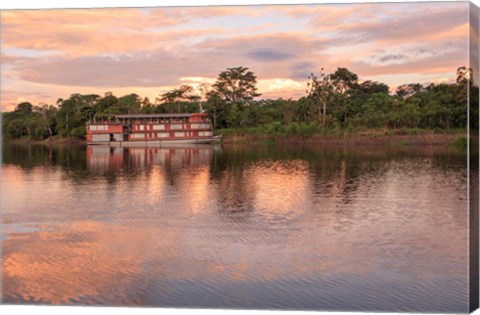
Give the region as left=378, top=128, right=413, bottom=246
left=0, top=143, right=471, bottom=312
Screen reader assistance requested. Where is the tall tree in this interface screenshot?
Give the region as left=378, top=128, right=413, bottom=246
left=396, top=83, right=425, bottom=99
left=211, top=66, right=261, bottom=103
left=330, top=68, right=358, bottom=95
left=33, top=104, right=57, bottom=137
left=94, top=92, right=118, bottom=114
left=329, top=67, right=358, bottom=125
left=16, top=102, right=33, bottom=114
left=205, top=92, right=226, bottom=129
left=140, top=97, right=155, bottom=114
left=57, top=94, right=99, bottom=136
left=158, top=85, right=202, bottom=112
left=456, top=66, right=473, bottom=84
left=306, top=68, right=333, bottom=126
left=115, top=93, right=142, bottom=114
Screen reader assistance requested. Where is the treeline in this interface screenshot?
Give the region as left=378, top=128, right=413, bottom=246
left=1, top=66, right=477, bottom=141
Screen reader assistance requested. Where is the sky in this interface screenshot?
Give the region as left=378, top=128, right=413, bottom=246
left=0, top=1, right=472, bottom=111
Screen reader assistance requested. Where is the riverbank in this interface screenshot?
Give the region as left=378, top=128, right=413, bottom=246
left=219, top=129, right=472, bottom=147
left=3, top=136, right=86, bottom=146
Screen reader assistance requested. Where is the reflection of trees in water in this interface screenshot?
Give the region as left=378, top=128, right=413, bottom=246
left=208, top=144, right=467, bottom=224
left=210, top=146, right=297, bottom=222
left=212, top=167, right=256, bottom=222
left=3, top=144, right=86, bottom=171
left=3, top=143, right=468, bottom=222
left=85, top=145, right=217, bottom=190
left=3, top=144, right=218, bottom=188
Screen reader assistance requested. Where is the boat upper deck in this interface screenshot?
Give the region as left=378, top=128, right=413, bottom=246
left=88, top=113, right=209, bottom=125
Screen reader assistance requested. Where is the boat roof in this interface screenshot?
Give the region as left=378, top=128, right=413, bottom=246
left=115, top=113, right=206, bottom=119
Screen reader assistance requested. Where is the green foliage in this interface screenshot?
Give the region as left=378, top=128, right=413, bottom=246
left=211, top=66, right=261, bottom=103
left=56, top=94, right=97, bottom=137
left=330, top=67, right=359, bottom=94
left=3, top=117, right=29, bottom=139
left=157, top=85, right=203, bottom=113
left=2, top=102, right=57, bottom=140
left=306, top=68, right=333, bottom=126
left=70, top=126, right=86, bottom=138
left=106, top=93, right=142, bottom=114
left=356, top=93, right=395, bottom=128
left=94, top=92, right=117, bottom=113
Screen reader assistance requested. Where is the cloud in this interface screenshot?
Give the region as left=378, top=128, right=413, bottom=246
left=7, top=32, right=330, bottom=88
left=290, top=62, right=316, bottom=80
left=247, top=49, right=295, bottom=61
left=258, top=78, right=305, bottom=97
left=1, top=90, right=53, bottom=111
left=377, top=54, right=407, bottom=63
left=0, top=9, right=227, bottom=57
left=350, top=39, right=467, bottom=76
left=348, top=50, right=466, bottom=79
left=325, top=3, right=469, bottom=46
left=16, top=52, right=184, bottom=87
left=277, top=3, right=378, bottom=26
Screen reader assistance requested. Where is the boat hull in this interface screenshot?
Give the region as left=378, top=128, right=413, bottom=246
left=88, top=135, right=222, bottom=146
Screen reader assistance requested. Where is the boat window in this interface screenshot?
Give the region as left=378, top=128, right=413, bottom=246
left=131, top=133, right=145, bottom=139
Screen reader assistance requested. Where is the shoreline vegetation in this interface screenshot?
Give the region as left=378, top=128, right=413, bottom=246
left=219, top=128, right=470, bottom=146
left=2, top=66, right=478, bottom=150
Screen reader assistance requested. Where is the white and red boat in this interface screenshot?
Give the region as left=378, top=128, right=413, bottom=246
left=86, top=113, right=221, bottom=146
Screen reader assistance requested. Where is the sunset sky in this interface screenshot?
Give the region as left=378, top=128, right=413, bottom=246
left=0, top=1, right=471, bottom=111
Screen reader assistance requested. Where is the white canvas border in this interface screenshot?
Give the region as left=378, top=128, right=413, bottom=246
left=0, top=1, right=478, bottom=315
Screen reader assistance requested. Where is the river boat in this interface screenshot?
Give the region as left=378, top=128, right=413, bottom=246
left=86, top=113, right=221, bottom=146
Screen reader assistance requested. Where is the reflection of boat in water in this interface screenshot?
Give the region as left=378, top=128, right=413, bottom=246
left=86, top=113, right=221, bottom=146
left=87, top=144, right=219, bottom=172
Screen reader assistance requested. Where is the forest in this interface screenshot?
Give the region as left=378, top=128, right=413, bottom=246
left=1, top=66, right=478, bottom=141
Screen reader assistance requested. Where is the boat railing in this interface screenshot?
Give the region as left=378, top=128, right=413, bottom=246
left=87, top=120, right=126, bottom=125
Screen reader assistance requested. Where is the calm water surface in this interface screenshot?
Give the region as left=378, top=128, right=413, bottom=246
left=0, top=143, right=471, bottom=312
